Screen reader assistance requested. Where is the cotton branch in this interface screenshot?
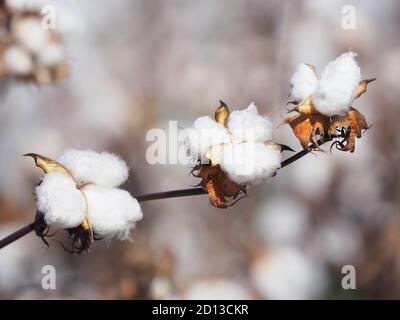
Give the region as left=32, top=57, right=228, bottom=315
left=0, top=139, right=329, bottom=251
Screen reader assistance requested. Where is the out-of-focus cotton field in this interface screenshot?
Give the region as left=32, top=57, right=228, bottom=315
left=0, top=0, right=399, bottom=299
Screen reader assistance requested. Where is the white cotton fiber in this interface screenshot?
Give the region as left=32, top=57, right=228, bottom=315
left=58, top=149, right=129, bottom=188
left=35, top=172, right=86, bottom=229
left=3, top=45, right=33, bottom=75
left=13, top=17, right=49, bottom=53
left=289, top=64, right=318, bottom=102
left=313, top=52, right=361, bottom=116
left=83, top=185, right=143, bottom=240
left=227, top=103, right=273, bottom=144
left=183, top=116, right=230, bottom=162
left=219, top=142, right=281, bottom=185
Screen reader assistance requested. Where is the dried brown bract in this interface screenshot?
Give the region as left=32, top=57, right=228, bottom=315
left=280, top=113, right=330, bottom=151
left=329, top=107, right=370, bottom=153
left=192, top=163, right=246, bottom=208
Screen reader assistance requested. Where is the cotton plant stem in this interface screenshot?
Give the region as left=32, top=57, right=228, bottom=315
left=136, top=187, right=206, bottom=202
left=0, top=139, right=330, bottom=250
left=0, top=222, right=35, bottom=249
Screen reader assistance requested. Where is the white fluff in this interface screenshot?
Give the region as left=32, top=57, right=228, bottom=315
left=83, top=185, right=143, bottom=240
left=183, top=116, right=230, bottom=162
left=184, top=279, right=252, bottom=300
left=37, top=42, right=65, bottom=67
left=3, top=45, right=33, bottom=75
left=251, top=248, right=326, bottom=299
left=13, top=17, right=49, bottom=53
left=35, top=172, right=86, bottom=229
left=313, top=52, right=361, bottom=116
left=58, top=149, right=129, bottom=188
left=227, top=103, right=273, bottom=143
left=219, top=142, right=281, bottom=185
left=289, top=63, right=318, bottom=102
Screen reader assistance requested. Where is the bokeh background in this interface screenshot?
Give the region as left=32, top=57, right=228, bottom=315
left=0, top=0, right=399, bottom=299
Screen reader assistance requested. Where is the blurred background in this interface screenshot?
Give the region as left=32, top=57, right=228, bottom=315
left=0, top=0, right=399, bottom=299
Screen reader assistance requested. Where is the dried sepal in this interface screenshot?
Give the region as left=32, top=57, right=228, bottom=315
left=329, top=107, right=369, bottom=153
left=24, top=153, right=72, bottom=176
left=280, top=113, right=330, bottom=151
left=215, top=100, right=230, bottom=127
left=193, top=164, right=246, bottom=208
left=355, top=78, right=376, bottom=99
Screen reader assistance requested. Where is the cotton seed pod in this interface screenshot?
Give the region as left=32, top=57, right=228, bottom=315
left=284, top=52, right=374, bottom=152
left=188, top=101, right=290, bottom=208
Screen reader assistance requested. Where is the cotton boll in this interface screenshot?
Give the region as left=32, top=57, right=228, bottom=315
left=37, top=42, right=65, bottom=67
left=83, top=185, right=143, bottom=240
left=289, top=63, right=318, bottom=102
left=58, top=149, right=129, bottom=188
left=227, top=103, right=273, bottom=143
left=184, top=279, right=252, bottom=300
left=183, top=116, right=230, bottom=163
left=35, top=172, right=86, bottom=229
left=3, top=45, right=33, bottom=75
left=13, top=17, right=49, bottom=53
left=220, top=142, right=281, bottom=184
left=313, top=52, right=361, bottom=116
left=251, top=248, right=327, bottom=299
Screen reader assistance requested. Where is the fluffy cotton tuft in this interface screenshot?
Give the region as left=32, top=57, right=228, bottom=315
left=289, top=64, right=319, bottom=102
left=227, top=103, right=273, bottom=143
left=184, top=279, right=252, bottom=300
left=251, top=248, right=326, bottom=299
left=219, top=142, right=281, bottom=184
left=3, top=45, right=33, bottom=75
left=58, top=149, right=129, bottom=188
left=13, top=17, right=49, bottom=53
left=313, top=52, right=361, bottom=116
left=35, top=172, right=86, bottom=229
left=183, top=116, right=230, bottom=162
left=83, top=185, right=143, bottom=240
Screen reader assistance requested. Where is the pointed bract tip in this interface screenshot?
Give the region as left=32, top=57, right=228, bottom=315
left=23, top=153, right=39, bottom=159
left=278, top=144, right=296, bottom=152
left=365, top=78, right=376, bottom=84
left=219, top=100, right=227, bottom=108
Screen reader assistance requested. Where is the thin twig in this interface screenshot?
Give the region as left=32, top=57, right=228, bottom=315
left=0, top=222, right=35, bottom=249
left=136, top=187, right=206, bottom=202
left=0, top=139, right=331, bottom=250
